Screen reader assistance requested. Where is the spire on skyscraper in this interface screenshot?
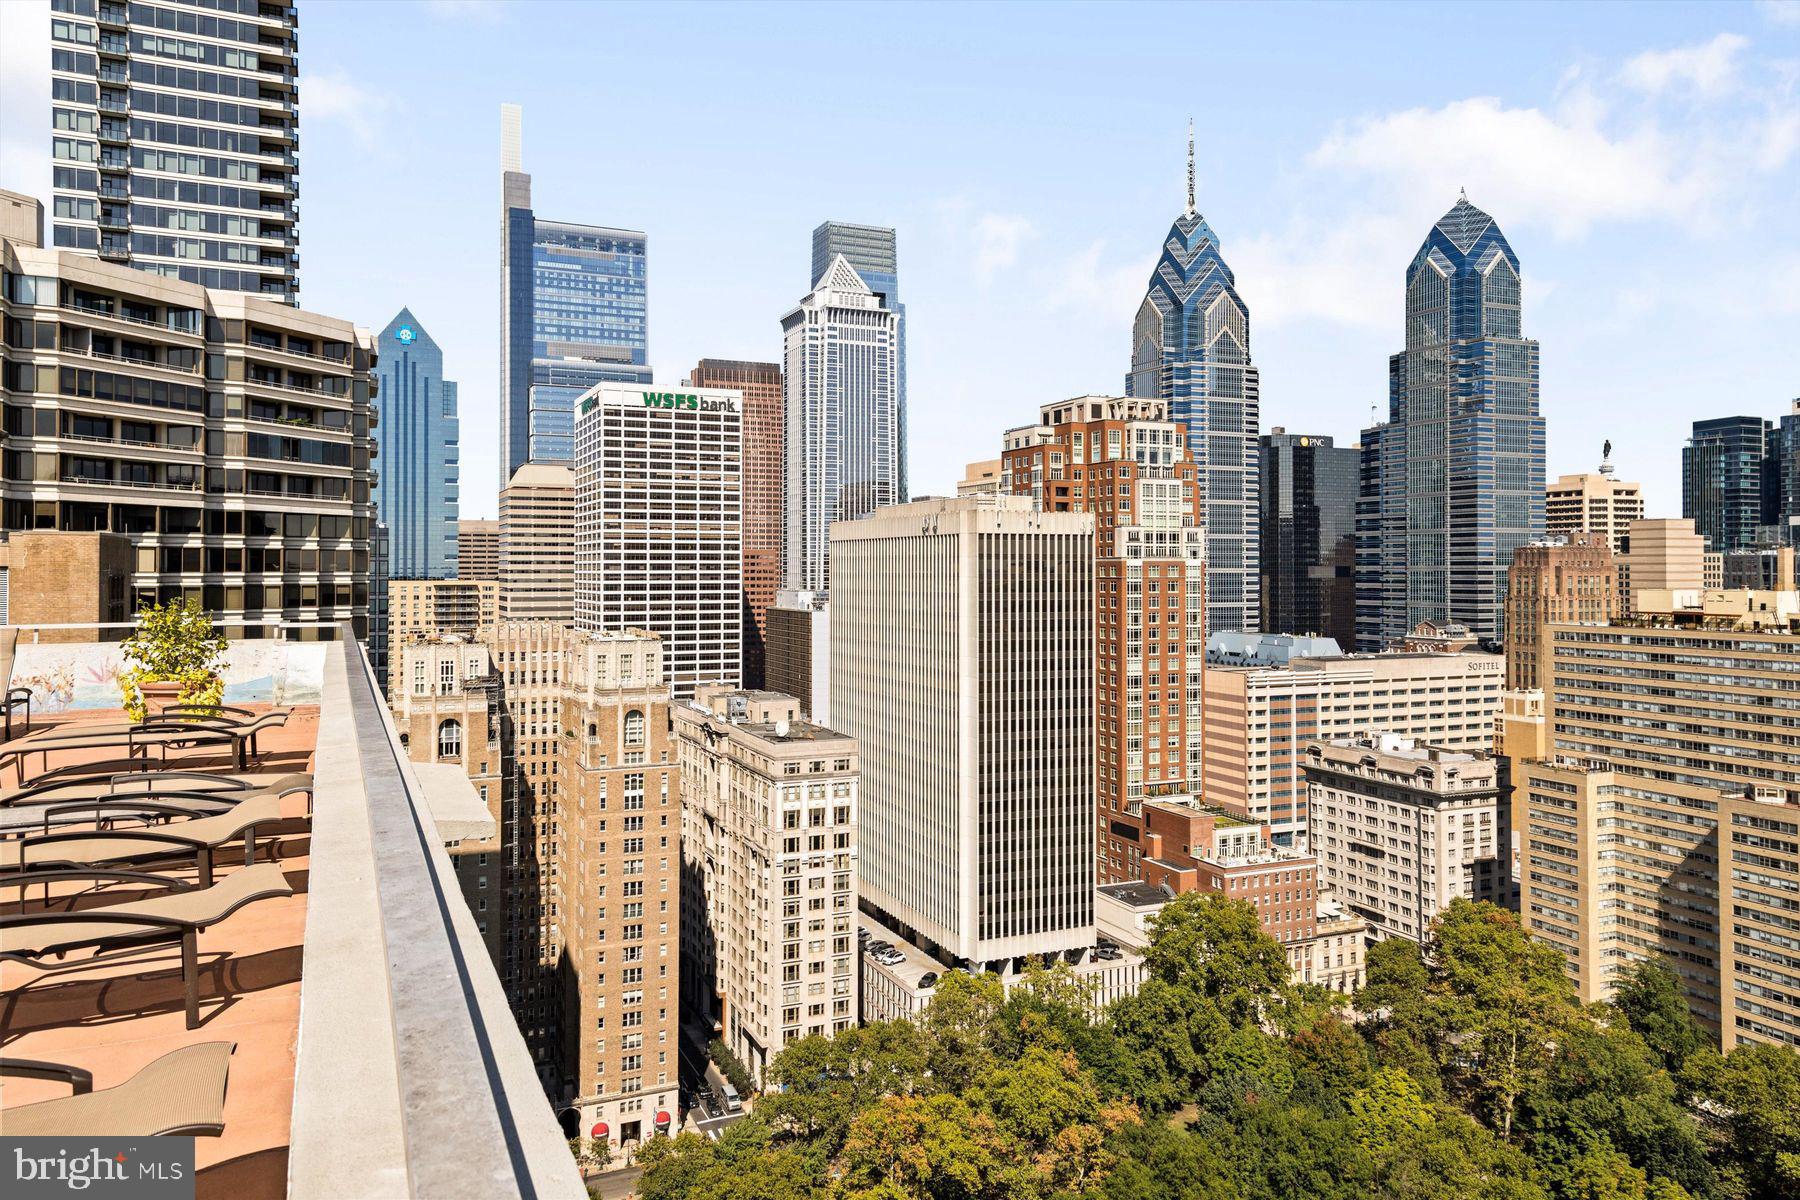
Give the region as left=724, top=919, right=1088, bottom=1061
left=1186, top=117, right=1196, bottom=218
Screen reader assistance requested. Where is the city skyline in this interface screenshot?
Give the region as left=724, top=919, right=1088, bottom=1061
left=7, top=1, right=1795, bottom=518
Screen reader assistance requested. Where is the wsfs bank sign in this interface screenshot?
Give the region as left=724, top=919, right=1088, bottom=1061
left=5, top=1139, right=194, bottom=1198
left=639, top=391, right=738, bottom=414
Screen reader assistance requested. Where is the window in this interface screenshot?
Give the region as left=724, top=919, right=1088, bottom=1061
left=437, top=719, right=463, bottom=760
left=624, top=709, right=645, bottom=747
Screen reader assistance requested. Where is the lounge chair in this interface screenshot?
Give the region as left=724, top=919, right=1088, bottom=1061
left=4, top=792, right=290, bottom=885
left=1, top=863, right=295, bottom=1028
left=1, top=768, right=307, bottom=809
left=1, top=709, right=293, bottom=784
left=2, top=686, right=30, bottom=743
left=0, top=1041, right=234, bottom=1137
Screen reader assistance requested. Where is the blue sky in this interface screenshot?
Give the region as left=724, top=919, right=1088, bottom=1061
left=3, top=0, right=1798, bottom=518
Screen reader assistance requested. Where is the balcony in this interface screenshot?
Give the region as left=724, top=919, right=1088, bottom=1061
left=0, top=628, right=582, bottom=1198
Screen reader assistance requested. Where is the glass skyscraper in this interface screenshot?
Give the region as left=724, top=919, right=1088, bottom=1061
left=811, top=221, right=906, bottom=504
left=374, top=309, right=460, bottom=580
left=1259, top=430, right=1359, bottom=645
left=498, top=105, right=649, bottom=481
left=1358, top=194, right=1545, bottom=648
left=781, top=255, right=903, bottom=595
left=48, top=0, right=300, bottom=300
left=1125, top=173, right=1260, bottom=635
left=1683, top=415, right=1778, bottom=553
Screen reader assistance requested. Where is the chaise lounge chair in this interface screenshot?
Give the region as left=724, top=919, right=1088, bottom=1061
left=3, top=791, right=291, bottom=886
left=1, top=863, right=296, bottom=1028
left=1, top=709, right=294, bottom=785
left=0, top=1041, right=235, bottom=1137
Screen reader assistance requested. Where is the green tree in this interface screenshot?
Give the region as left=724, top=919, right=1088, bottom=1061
left=118, top=597, right=227, bottom=719
left=915, top=970, right=1006, bottom=1094
left=1105, top=977, right=1230, bottom=1113
left=1610, top=959, right=1706, bottom=1076
left=760, top=1020, right=929, bottom=1154
left=1683, top=1043, right=1800, bottom=1200
left=710, top=1036, right=756, bottom=1096
left=1142, top=892, right=1291, bottom=1021
left=1348, top=1067, right=1435, bottom=1150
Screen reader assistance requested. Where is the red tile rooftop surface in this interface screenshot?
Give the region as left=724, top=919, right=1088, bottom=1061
left=0, top=704, right=318, bottom=1200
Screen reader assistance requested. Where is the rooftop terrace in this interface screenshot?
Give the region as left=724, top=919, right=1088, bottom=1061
left=0, top=625, right=582, bottom=1199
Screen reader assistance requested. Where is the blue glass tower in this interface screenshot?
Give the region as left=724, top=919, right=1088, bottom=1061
left=499, top=105, right=650, bottom=482
left=1683, top=416, right=1778, bottom=553
left=1125, top=141, right=1260, bottom=635
left=1358, top=194, right=1544, bottom=647
left=374, top=309, right=460, bottom=579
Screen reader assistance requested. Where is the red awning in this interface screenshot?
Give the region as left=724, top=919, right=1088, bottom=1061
left=591, top=1122, right=609, bottom=1138
left=654, top=1110, right=672, bottom=1126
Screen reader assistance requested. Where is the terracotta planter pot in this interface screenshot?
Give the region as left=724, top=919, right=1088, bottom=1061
left=137, top=680, right=186, bottom=716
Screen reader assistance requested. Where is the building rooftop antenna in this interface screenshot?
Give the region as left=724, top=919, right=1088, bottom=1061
left=1186, top=117, right=1196, bottom=218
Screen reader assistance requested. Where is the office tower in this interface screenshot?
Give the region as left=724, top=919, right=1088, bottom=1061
left=690, top=359, right=782, bottom=689
left=832, top=495, right=1095, bottom=969
left=1618, top=517, right=1708, bottom=611
left=1001, top=395, right=1205, bottom=883
left=1684, top=416, right=1779, bottom=553
left=1518, top=590, right=1800, bottom=1048
left=374, top=310, right=460, bottom=579
left=369, top=519, right=390, bottom=686
left=1545, top=455, right=1643, bottom=556
left=1308, top=735, right=1508, bottom=942
left=389, top=578, right=500, bottom=645
left=811, top=221, right=906, bottom=492
left=765, top=588, right=830, bottom=724
left=1359, top=195, right=1545, bottom=648
left=2, top=195, right=375, bottom=633
left=957, top=459, right=1002, bottom=495
left=47, top=0, right=301, bottom=299
left=1503, top=533, right=1616, bottom=691
left=499, top=464, right=574, bottom=622
left=1125, top=139, right=1259, bottom=636
left=781, top=255, right=902, bottom=595
left=573, top=382, right=742, bottom=699
left=458, top=518, right=500, bottom=580
left=498, top=105, right=649, bottom=482
left=675, top=687, right=859, bottom=1082
left=1775, top=400, right=1800, bottom=544
left=1259, top=429, right=1359, bottom=644
left=1201, top=637, right=1504, bottom=847
left=1353, top=422, right=1394, bottom=651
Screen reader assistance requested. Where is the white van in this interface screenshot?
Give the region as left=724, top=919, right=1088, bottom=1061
left=721, top=1082, right=743, bottom=1114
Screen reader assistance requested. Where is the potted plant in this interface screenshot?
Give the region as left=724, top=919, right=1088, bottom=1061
left=118, top=598, right=228, bottom=721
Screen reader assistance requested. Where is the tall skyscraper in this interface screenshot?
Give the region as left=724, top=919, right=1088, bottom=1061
left=48, top=0, right=300, bottom=300
left=781, top=255, right=903, bottom=595
left=374, top=309, right=460, bottom=580
left=690, top=359, right=782, bottom=688
left=499, top=105, right=649, bottom=482
left=1001, top=395, right=1205, bottom=883
left=831, top=495, right=1095, bottom=969
left=811, top=221, right=906, bottom=482
left=1775, top=400, right=1800, bottom=545
left=573, top=382, right=743, bottom=699
left=1683, top=416, right=1778, bottom=553
left=1125, top=131, right=1260, bottom=635
left=1359, top=194, right=1545, bottom=648
left=1259, top=429, right=1359, bottom=644
left=2, top=194, right=375, bottom=634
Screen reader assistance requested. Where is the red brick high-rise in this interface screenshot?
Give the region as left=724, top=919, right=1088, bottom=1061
left=690, top=360, right=782, bottom=688
left=1002, top=395, right=1205, bottom=884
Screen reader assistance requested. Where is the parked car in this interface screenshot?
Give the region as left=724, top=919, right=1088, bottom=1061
left=918, top=971, right=939, bottom=989
left=721, top=1082, right=743, bottom=1114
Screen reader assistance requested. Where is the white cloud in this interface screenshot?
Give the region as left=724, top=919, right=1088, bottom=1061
left=302, top=70, right=394, bottom=149
left=1044, top=239, right=1154, bottom=322
left=972, top=213, right=1036, bottom=282
left=1759, top=1, right=1800, bottom=28
left=1620, top=33, right=1751, bottom=97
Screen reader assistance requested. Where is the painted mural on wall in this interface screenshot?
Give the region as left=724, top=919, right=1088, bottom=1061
left=5, top=642, right=326, bottom=713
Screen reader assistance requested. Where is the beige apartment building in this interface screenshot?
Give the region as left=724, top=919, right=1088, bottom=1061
left=389, top=577, right=499, bottom=646
left=1306, top=735, right=1509, bottom=943
left=391, top=624, right=680, bottom=1150
left=1517, top=589, right=1800, bottom=1049
left=1545, top=467, right=1643, bottom=555
left=499, top=464, right=574, bottom=622
left=957, top=458, right=1002, bottom=495
left=675, top=687, right=858, bottom=1084
left=1201, top=647, right=1504, bottom=847
left=2, top=192, right=377, bottom=634
left=1618, top=517, right=1707, bottom=612
left=459, top=517, right=500, bottom=580
left=1503, top=533, right=1616, bottom=691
